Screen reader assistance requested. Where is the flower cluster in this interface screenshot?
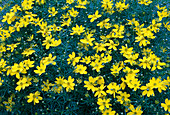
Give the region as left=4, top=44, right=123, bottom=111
left=0, top=0, right=169, bottom=114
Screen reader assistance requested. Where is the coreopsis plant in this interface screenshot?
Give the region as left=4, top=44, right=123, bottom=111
left=0, top=0, right=169, bottom=114
left=27, top=91, right=43, bottom=105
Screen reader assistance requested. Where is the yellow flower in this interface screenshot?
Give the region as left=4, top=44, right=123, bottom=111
left=52, top=76, right=65, bottom=93
left=102, top=108, right=116, bottom=115
left=42, top=36, right=55, bottom=49
left=135, top=35, right=150, bottom=46
left=27, top=35, right=34, bottom=41
left=127, top=105, right=143, bottom=115
left=124, top=76, right=141, bottom=91
left=106, top=40, right=119, bottom=50
left=138, top=0, right=152, bottom=5
left=11, top=62, right=27, bottom=79
left=75, top=0, right=88, bottom=9
left=6, top=43, right=20, bottom=52
left=23, top=59, right=35, bottom=70
left=10, top=4, right=21, bottom=12
left=61, top=18, right=72, bottom=27
left=41, top=79, right=53, bottom=92
left=3, top=96, right=15, bottom=112
left=84, top=76, right=98, bottom=92
left=110, top=24, right=125, bottom=38
left=74, top=64, right=87, bottom=74
left=55, top=76, right=65, bottom=85
left=52, top=39, right=62, bottom=47
left=80, top=33, right=95, bottom=46
left=97, top=18, right=111, bottom=29
left=66, top=0, right=75, bottom=4
left=62, top=76, right=75, bottom=92
left=43, top=53, right=56, bottom=66
left=69, top=8, right=79, bottom=17
left=94, top=85, right=107, bottom=97
left=101, top=0, right=113, bottom=10
left=88, top=10, right=102, bottom=22
left=48, top=7, right=58, bottom=17
left=96, top=76, right=105, bottom=85
left=70, top=25, right=85, bottom=35
left=161, top=98, right=170, bottom=112
left=67, top=52, right=81, bottom=66
left=80, top=56, right=91, bottom=64
left=51, top=24, right=62, bottom=32
left=8, top=26, right=15, bottom=34
left=123, top=67, right=140, bottom=77
left=126, top=18, right=138, bottom=25
left=149, top=77, right=161, bottom=89
left=115, top=1, right=129, bottom=12
left=119, top=44, right=133, bottom=56
left=149, top=19, right=162, bottom=33
left=157, top=9, right=169, bottom=21
left=76, top=78, right=82, bottom=84
left=93, top=42, right=106, bottom=53
left=116, top=91, right=130, bottom=104
left=97, top=98, right=111, bottom=111
left=139, top=56, right=151, bottom=69
left=110, top=64, right=122, bottom=76
left=15, top=77, right=30, bottom=91
left=36, top=0, right=46, bottom=5
left=61, top=5, right=69, bottom=10
left=22, top=48, right=35, bottom=57
left=140, top=83, right=155, bottom=97
left=142, top=48, right=153, bottom=56
left=107, top=82, right=120, bottom=98
left=14, top=21, right=23, bottom=32
left=0, top=77, right=4, bottom=86
left=90, top=60, right=104, bottom=72
left=34, top=64, right=46, bottom=76
left=0, top=7, right=3, bottom=11
left=21, top=0, right=34, bottom=10
left=102, top=54, right=112, bottom=63
left=0, top=45, right=6, bottom=53
left=163, top=22, right=170, bottom=31
left=27, top=91, right=43, bottom=105
left=0, top=59, right=6, bottom=73
left=120, top=78, right=126, bottom=90
left=32, top=17, right=43, bottom=26
left=2, top=12, right=16, bottom=24
left=124, top=53, right=139, bottom=65
left=156, top=4, right=166, bottom=10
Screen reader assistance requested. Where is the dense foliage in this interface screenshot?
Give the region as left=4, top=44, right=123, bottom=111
left=0, top=0, right=169, bottom=114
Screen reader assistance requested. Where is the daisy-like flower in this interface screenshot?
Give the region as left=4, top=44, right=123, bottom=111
left=97, top=98, right=111, bottom=111
left=94, top=85, right=107, bottom=97
left=7, top=43, right=20, bottom=52
left=161, top=98, right=170, bottom=112
left=42, top=36, right=55, bottom=49
left=15, top=77, right=30, bottom=91
left=43, top=53, right=56, bottom=65
left=97, top=18, right=111, bottom=29
left=62, top=76, right=75, bottom=92
left=34, top=64, right=46, bottom=76
left=70, top=25, right=85, bottom=35
left=88, top=10, right=102, bottom=22
left=48, top=7, right=58, bottom=17
left=74, top=64, right=87, bottom=74
left=22, top=48, right=35, bottom=57
left=67, top=52, right=81, bottom=66
left=68, top=8, right=79, bottom=17
left=27, top=91, right=43, bottom=105
left=2, top=12, right=16, bottom=24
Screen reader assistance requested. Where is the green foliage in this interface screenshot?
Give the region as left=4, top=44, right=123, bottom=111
left=0, top=0, right=169, bottom=114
